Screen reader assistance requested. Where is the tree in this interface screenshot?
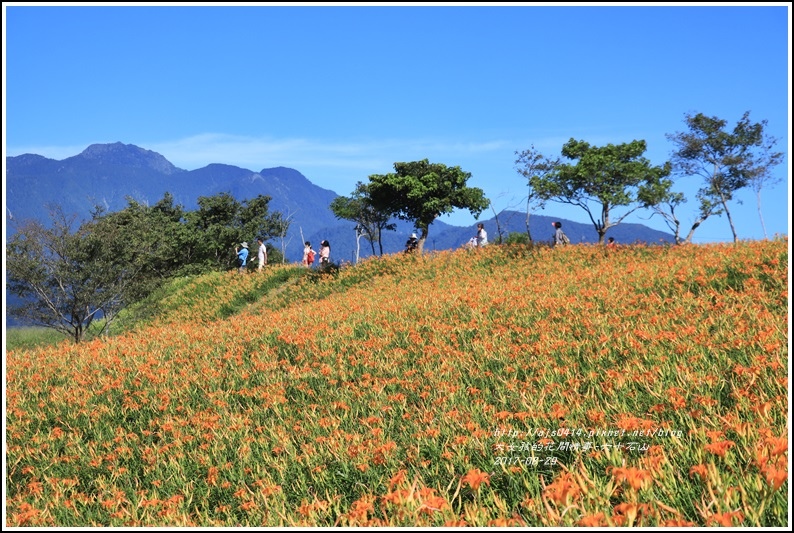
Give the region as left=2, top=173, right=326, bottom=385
left=503, top=231, right=530, bottom=245
left=367, top=159, right=490, bottom=254
left=6, top=206, right=149, bottom=343
left=330, top=181, right=396, bottom=257
left=184, top=192, right=286, bottom=270
left=6, top=192, right=292, bottom=342
left=514, top=145, right=560, bottom=243
left=743, top=125, right=783, bottom=240
left=239, top=194, right=289, bottom=265
left=529, top=139, right=671, bottom=243
left=749, top=160, right=783, bottom=240
left=645, top=175, right=724, bottom=245
left=665, top=111, right=783, bottom=243
left=94, top=193, right=188, bottom=287
left=272, top=207, right=294, bottom=265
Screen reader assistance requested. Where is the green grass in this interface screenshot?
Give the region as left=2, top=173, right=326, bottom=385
left=5, top=326, right=72, bottom=351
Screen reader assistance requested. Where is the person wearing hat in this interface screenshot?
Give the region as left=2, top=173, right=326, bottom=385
left=405, top=232, right=419, bottom=254
left=235, top=242, right=249, bottom=273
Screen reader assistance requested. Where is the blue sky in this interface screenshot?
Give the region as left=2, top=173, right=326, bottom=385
left=3, top=2, right=791, bottom=243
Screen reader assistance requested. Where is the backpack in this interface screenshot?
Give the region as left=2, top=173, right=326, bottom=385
left=307, top=250, right=315, bottom=264
left=560, top=232, right=570, bottom=245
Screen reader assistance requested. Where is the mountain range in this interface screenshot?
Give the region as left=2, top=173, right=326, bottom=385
left=6, top=142, right=676, bottom=265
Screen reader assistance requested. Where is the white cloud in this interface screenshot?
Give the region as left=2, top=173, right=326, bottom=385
left=138, top=133, right=530, bottom=196
left=144, top=133, right=517, bottom=173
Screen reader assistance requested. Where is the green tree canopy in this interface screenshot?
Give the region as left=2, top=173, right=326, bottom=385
left=6, top=192, right=289, bottom=342
left=529, top=139, right=672, bottom=243
left=92, top=193, right=188, bottom=291
left=6, top=206, right=152, bottom=342
left=665, top=111, right=783, bottom=243
left=184, top=192, right=286, bottom=271
left=330, top=181, right=396, bottom=257
left=514, top=145, right=560, bottom=243
left=367, top=159, right=490, bottom=254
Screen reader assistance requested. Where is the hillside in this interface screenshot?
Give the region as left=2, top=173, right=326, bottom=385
left=5, top=140, right=678, bottom=327
left=6, top=239, right=788, bottom=527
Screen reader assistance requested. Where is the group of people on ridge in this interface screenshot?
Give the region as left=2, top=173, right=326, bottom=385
left=460, top=221, right=617, bottom=249
left=235, top=221, right=616, bottom=273
left=234, top=237, right=331, bottom=273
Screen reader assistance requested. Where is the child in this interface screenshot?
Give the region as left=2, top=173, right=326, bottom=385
left=303, top=241, right=315, bottom=267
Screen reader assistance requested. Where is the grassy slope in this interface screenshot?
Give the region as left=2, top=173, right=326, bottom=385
left=5, top=240, right=789, bottom=527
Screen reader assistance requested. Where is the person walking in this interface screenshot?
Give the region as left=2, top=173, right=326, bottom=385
left=552, top=222, right=570, bottom=247
left=236, top=242, right=249, bottom=273
left=256, top=237, right=268, bottom=272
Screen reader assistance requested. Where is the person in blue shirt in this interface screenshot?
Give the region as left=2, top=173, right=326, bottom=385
left=236, top=242, right=249, bottom=273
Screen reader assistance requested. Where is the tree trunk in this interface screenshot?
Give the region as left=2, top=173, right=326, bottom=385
left=756, top=189, right=768, bottom=240
left=525, top=206, right=533, bottom=244
left=490, top=205, right=503, bottom=244
left=417, top=228, right=429, bottom=255
left=671, top=219, right=683, bottom=245
left=720, top=194, right=739, bottom=243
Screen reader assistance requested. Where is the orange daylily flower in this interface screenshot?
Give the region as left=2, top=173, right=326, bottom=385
left=461, top=468, right=491, bottom=491
left=543, top=472, right=582, bottom=506
left=419, top=495, right=448, bottom=515
left=762, top=466, right=788, bottom=491
left=765, top=435, right=788, bottom=456
left=704, top=440, right=735, bottom=457
left=609, top=466, right=652, bottom=490
left=688, top=464, right=708, bottom=480
left=578, top=512, right=606, bottom=527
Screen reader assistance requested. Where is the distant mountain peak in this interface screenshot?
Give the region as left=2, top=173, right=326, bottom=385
left=76, top=142, right=182, bottom=175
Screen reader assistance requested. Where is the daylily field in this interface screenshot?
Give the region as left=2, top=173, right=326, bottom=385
left=5, top=240, right=789, bottom=527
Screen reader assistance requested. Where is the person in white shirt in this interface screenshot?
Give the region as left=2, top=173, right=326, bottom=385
left=475, top=223, right=488, bottom=247
left=256, top=237, right=267, bottom=272
left=302, top=241, right=315, bottom=267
